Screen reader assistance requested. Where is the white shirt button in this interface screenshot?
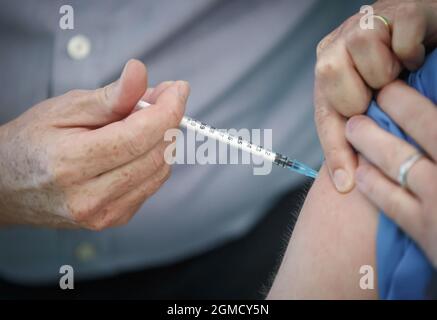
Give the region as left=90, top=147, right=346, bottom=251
left=75, top=242, right=96, bottom=262
left=67, top=34, right=91, bottom=60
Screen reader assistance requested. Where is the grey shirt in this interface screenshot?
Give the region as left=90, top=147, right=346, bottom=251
left=0, top=0, right=363, bottom=283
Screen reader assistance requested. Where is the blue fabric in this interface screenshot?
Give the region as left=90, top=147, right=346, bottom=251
left=367, top=49, right=437, bottom=299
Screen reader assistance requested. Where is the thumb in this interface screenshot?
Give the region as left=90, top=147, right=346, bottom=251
left=315, top=92, right=357, bottom=193
left=58, top=59, right=147, bottom=127
left=100, top=59, right=148, bottom=119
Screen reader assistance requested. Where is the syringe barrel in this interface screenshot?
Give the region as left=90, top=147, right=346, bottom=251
left=181, top=116, right=276, bottom=163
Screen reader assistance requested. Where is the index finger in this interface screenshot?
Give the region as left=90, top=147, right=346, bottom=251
left=70, top=81, right=189, bottom=179
left=345, top=14, right=401, bottom=89
left=392, top=2, right=437, bottom=70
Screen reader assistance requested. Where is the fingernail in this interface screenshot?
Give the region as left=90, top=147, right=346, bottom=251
left=110, top=62, right=130, bottom=98
left=176, top=81, right=190, bottom=101
left=162, top=80, right=175, bottom=87
left=333, top=168, right=353, bottom=193
left=346, top=116, right=362, bottom=134
left=118, top=60, right=133, bottom=84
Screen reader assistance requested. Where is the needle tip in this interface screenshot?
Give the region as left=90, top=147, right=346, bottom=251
left=288, top=160, right=318, bottom=179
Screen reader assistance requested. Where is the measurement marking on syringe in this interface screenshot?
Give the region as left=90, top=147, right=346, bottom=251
left=135, top=100, right=318, bottom=179
left=185, top=117, right=273, bottom=158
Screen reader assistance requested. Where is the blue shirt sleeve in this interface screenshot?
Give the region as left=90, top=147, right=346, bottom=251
left=367, top=49, right=437, bottom=299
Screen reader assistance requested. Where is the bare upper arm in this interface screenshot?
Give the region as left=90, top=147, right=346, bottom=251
left=268, top=164, right=379, bottom=299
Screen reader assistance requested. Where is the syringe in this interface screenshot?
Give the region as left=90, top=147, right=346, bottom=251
left=136, top=100, right=318, bottom=179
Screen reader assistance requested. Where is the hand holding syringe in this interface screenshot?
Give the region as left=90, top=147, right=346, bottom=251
left=136, top=100, right=318, bottom=179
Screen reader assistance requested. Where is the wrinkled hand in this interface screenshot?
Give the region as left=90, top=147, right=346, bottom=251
left=0, top=59, right=190, bottom=230
left=315, top=0, right=437, bottom=193
left=346, top=81, right=437, bottom=267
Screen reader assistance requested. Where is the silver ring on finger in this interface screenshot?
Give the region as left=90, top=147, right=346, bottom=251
left=398, top=152, right=423, bottom=190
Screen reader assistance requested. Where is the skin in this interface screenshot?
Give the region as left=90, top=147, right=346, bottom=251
left=0, top=3, right=434, bottom=293
left=315, top=0, right=437, bottom=193
left=268, top=82, right=437, bottom=300
left=0, top=59, right=190, bottom=230
left=268, top=165, right=379, bottom=299
left=268, top=0, right=437, bottom=299
left=347, top=81, right=437, bottom=268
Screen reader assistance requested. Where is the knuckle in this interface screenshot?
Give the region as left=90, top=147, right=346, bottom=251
left=377, top=60, right=399, bottom=88
left=51, top=163, right=70, bottom=186
left=396, top=2, right=423, bottom=21
left=315, top=58, right=340, bottom=81
left=346, top=26, right=373, bottom=48
left=103, top=214, right=122, bottom=229
left=350, top=100, right=369, bottom=116
left=85, top=220, right=107, bottom=231
left=84, top=209, right=113, bottom=231
left=165, top=104, right=184, bottom=128
left=69, top=205, right=92, bottom=223
left=67, top=195, right=100, bottom=223
left=342, top=94, right=370, bottom=117
left=116, top=215, right=131, bottom=227
left=393, top=47, right=420, bottom=65
left=392, top=44, right=412, bottom=61
left=315, top=59, right=335, bottom=79
left=316, top=34, right=333, bottom=57
left=346, top=31, right=398, bottom=89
